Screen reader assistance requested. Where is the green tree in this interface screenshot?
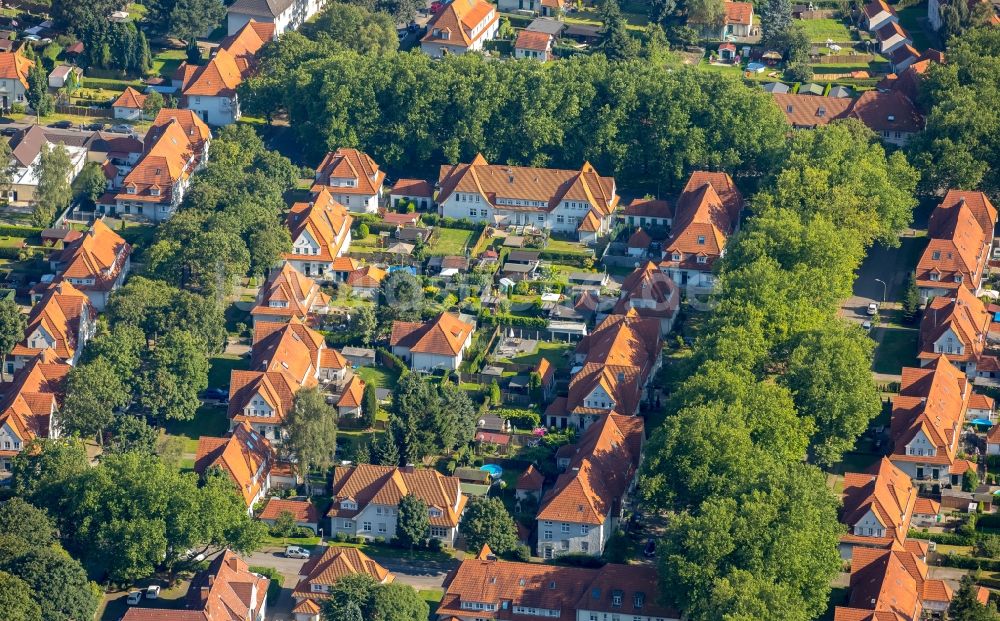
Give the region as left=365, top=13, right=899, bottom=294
left=459, top=496, right=519, bottom=555
left=0, top=571, right=41, bottom=621
left=0, top=298, right=25, bottom=378
left=142, top=90, right=165, bottom=118
left=32, top=144, right=73, bottom=227
left=140, top=329, right=209, bottom=422
left=168, top=0, right=226, bottom=43
left=901, top=272, right=921, bottom=323
left=951, top=575, right=1000, bottom=620
left=71, top=162, right=107, bottom=208
left=0, top=499, right=57, bottom=549
left=599, top=0, right=639, bottom=61
left=83, top=322, right=146, bottom=386
left=0, top=140, right=15, bottom=199
left=371, top=431, right=400, bottom=466
left=247, top=219, right=291, bottom=277
left=10, top=439, right=90, bottom=522
left=355, top=304, right=377, bottom=346
left=301, top=2, right=399, bottom=55
left=193, top=469, right=267, bottom=558
left=759, top=0, right=792, bottom=51
left=270, top=510, right=297, bottom=537
left=395, top=494, right=428, bottom=550
left=356, top=223, right=369, bottom=240
left=361, top=382, right=378, bottom=429
left=25, top=59, right=52, bottom=117
left=5, top=547, right=100, bottom=621
left=686, top=0, right=725, bottom=25
left=60, top=358, right=130, bottom=444
left=368, top=582, right=431, bottom=621
left=489, top=380, right=501, bottom=406
left=284, top=387, right=338, bottom=494
left=105, top=415, right=159, bottom=455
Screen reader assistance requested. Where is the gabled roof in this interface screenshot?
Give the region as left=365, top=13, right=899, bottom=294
left=660, top=171, right=743, bottom=272
left=284, top=189, right=353, bottom=263
left=421, top=0, right=497, bottom=48
left=841, top=458, right=916, bottom=548
left=311, top=148, right=385, bottom=196
left=0, top=50, right=31, bottom=89
left=613, top=261, right=679, bottom=320
left=516, top=464, right=545, bottom=491
left=329, top=464, right=466, bottom=527
left=228, top=369, right=298, bottom=425
left=917, top=287, right=989, bottom=362
left=848, top=90, right=922, bottom=133
left=390, top=178, right=434, bottom=198
left=56, top=219, right=131, bottom=293
left=0, top=351, right=69, bottom=449
left=514, top=29, right=552, bottom=52
left=195, top=422, right=275, bottom=506
left=11, top=281, right=92, bottom=363
left=622, top=197, right=672, bottom=220
left=863, top=0, right=897, bottom=19
left=538, top=414, right=643, bottom=525
left=112, top=86, right=146, bottom=109
left=876, top=20, right=909, bottom=43
left=916, top=198, right=990, bottom=291
left=251, top=317, right=327, bottom=386
left=723, top=0, right=753, bottom=25
left=293, top=545, right=391, bottom=601
left=336, top=374, right=365, bottom=409
left=771, top=92, right=853, bottom=127
left=117, top=119, right=195, bottom=204
left=934, top=190, right=998, bottom=235
left=346, top=265, right=386, bottom=289
left=181, top=48, right=243, bottom=97
left=150, top=108, right=211, bottom=156
left=835, top=547, right=922, bottom=621
left=251, top=263, right=329, bottom=322
left=258, top=498, right=319, bottom=523
left=891, top=356, right=968, bottom=467
left=228, top=0, right=294, bottom=19
left=389, top=312, right=475, bottom=357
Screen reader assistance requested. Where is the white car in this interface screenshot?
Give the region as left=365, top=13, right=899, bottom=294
left=126, top=591, right=142, bottom=605
left=146, top=585, right=161, bottom=599
left=867, top=302, right=879, bottom=316
left=862, top=320, right=872, bottom=332
left=285, top=545, right=310, bottom=559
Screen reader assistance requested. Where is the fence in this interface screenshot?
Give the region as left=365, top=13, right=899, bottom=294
left=813, top=54, right=875, bottom=64
left=54, top=104, right=112, bottom=118
left=795, top=9, right=838, bottom=18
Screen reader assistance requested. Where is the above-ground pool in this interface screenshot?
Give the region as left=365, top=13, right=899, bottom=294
left=480, top=464, right=503, bottom=479
left=971, top=418, right=994, bottom=427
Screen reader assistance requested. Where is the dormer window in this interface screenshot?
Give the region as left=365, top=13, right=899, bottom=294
left=150, top=187, right=160, bottom=196
left=887, top=114, right=896, bottom=121
left=956, top=275, right=963, bottom=283
left=126, top=185, right=136, bottom=194
left=611, top=590, right=623, bottom=607
left=932, top=251, right=940, bottom=260
left=697, top=255, right=708, bottom=264
left=672, top=252, right=681, bottom=261
left=634, top=593, right=645, bottom=609
left=340, top=499, right=357, bottom=510
left=429, top=507, right=442, bottom=518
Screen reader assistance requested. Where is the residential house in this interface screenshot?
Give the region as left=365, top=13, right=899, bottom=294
left=437, top=548, right=680, bottom=620
left=121, top=551, right=268, bottom=621
left=328, top=464, right=467, bottom=544
left=660, top=171, right=743, bottom=292
left=9, top=281, right=95, bottom=373
left=49, top=219, right=131, bottom=311
left=112, top=86, right=146, bottom=120
left=890, top=43, right=921, bottom=72
left=328, top=257, right=360, bottom=283
left=283, top=189, right=353, bottom=278
left=863, top=0, right=898, bottom=31
left=420, top=0, right=499, bottom=57
left=691, top=0, right=754, bottom=39
left=335, top=374, right=365, bottom=418
left=150, top=108, right=213, bottom=163
left=0, top=351, right=70, bottom=474
left=195, top=422, right=279, bottom=513
left=912, top=497, right=941, bottom=526
left=389, top=312, right=475, bottom=372
left=345, top=265, right=387, bottom=298
left=771, top=91, right=923, bottom=145
left=839, top=458, right=917, bottom=559
left=0, top=49, right=31, bottom=110
left=620, top=197, right=672, bottom=229
left=47, top=64, right=80, bottom=89
left=891, top=356, right=974, bottom=487
left=291, top=546, right=392, bottom=621
left=917, top=286, right=990, bottom=376
left=310, top=148, right=385, bottom=214
left=876, top=20, right=911, bottom=54
left=175, top=20, right=274, bottom=125
left=87, top=131, right=146, bottom=193
left=537, top=413, right=644, bottom=558
left=114, top=113, right=211, bottom=221
left=515, top=464, right=545, bottom=502
left=496, top=0, right=568, bottom=16
left=437, top=154, right=619, bottom=240
left=915, top=191, right=997, bottom=301
left=534, top=356, right=556, bottom=401
left=833, top=546, right=956, bottom=621
left=7, top=125, right=88, bottom=206
left=251, top=263, right=331, bottom=326
left=259, top=498, right=320, bottom=533
left=227, top=0, right=326, bottom=36
left=612, top=261, right=679, bottom=336
left=513, top=29, right=553, bottom=60
left=389, top=178, right=434, bottom=211
left=626, top=228, right=653, bottom=257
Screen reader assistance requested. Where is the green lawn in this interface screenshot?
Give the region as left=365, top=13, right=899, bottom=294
left=797, top=17, right=854, bottom=43
left=0, top=235, right=26, bottom=248
left=418, top=589, right=444, bottom=620
left=428, top=227, right=475, bottom=256
left=208, top=354, right=246, bottom=389
left=872, top=327, right=919, bottom=375
left=544, top=238, right=592, bottom=255
left=162, top=404, right=230, bottom=444
left=508, top=341, right=575, bottom=370
left=895, top=2, right=936, bottom=51
left=150, top=48, right=187, bottom=78
left=356, top=366, right=400, bottom=389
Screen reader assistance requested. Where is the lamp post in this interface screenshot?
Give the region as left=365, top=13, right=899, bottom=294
left=874, top=278, right=887, bottom=303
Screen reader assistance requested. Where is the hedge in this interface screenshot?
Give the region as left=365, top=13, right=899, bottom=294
left=376, top=347, right=408, bottom=374
left=0, top=247, right=20, bottom=260
left=477, top=312, right=548, bottom=329
left=939, top=554, right=1000, bottom=572
left=420, top=214, right=484, bottom=231
left=0, top=225, right=41, bottom=237
left=907, top=529, right=976, bottom=546
left=539, top=251, right=592, bottom=268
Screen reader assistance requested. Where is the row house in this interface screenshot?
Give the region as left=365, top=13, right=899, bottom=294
left=916, top=190, right=997, bottom=301
left=863, top=0, right=898, bottom=31
left=614, top=261, right=681, bottom=336
left=420, top=0, right=499, bottom=57
left=536, top=413, right=644, bottom=558
left=388, top=178, right=434, bottom=211
left=227, top=318, right=353, bottom=442
left=310, top=148, right=385, bottom=214
left=436, top=154, right=619, bottom=243
left=194, top=421, right=293, bottom=514
left=917, top=285, right=991, bottom=377
left=9, top=281, right=95, bottom=373
left=862, top=0, right=920, bottom=70
left=7, top=125, right=89, bottom=206
left=250, top=263, right=331, bottom=327
left=876, top=20, right=912, bottom=55
left=833, top=546, right=959, bottom=621
left=620, top=197, right=672, bottom=230
left=283, top=189, right=353, bottom=279
left=122, top=551, right=268, bottom=621
left=772, top=90, right=923, bottom=146
left=113, top=110, right=212, bottom=222
left=0, top=351, right=70, bottom=473
left=291, top=546, right=392, bottom=621
left=544, top=311, right=661, bottom=430
left=227, top=0, right=325, bottom=36
left=839, top=457, right=919, bottom=559
left=49, top=219, right=131, bottom=311
left=0, top=49, right=31, bottom=111
left=327, top=464, right=467, bottom=545
left=389, top=312, right=476, bottom=372
left=891, top=356, right=974, bottom=487
left=174, top=20, right=274, bottom=126
left=437, top=546, right=680, bottom=620
left=660, top=171, right=743, bottom=292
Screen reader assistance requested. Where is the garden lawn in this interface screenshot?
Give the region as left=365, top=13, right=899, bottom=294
left=872, top=327, right=918, bottom=375
left=150, top=48, right=187, bottom=78
left=208, top=353, right=246, bottom=389
left=544, top=238, right=592, bottom=255
left=797, top=17, right=854, bottom=43
left=357, top=366, right=399, bottom=389
left=419, top=590, right=444, bottom=620
left=895, top=1, right=935, bottom=51
left=509, top=341, right=575, bottom=370
left=428, top=227, right=474, bottom=256
left=162, top=404, right=231, bottom=446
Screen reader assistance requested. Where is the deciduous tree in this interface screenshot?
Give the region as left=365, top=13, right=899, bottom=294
left=0, top=298, right=25, bottom=378
left=284, top=387, right=338, bottom=494
left=32, top=145, right=73, bottom=227
left=60, top=358, right=130, bottom=444
left=395, top=494, right=428, bottom=550
left=139, top=329, right=209, bottom=422
left=459, top=496, right=519, bottom=555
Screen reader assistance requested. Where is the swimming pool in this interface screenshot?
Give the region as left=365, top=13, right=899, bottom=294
left=971, top=418, right=994, bottom=427
left=480, top=464, right=503, bottom=479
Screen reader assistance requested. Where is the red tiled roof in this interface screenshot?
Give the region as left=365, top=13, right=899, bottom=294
left=422, top=0, right=498, bottom=48
left=724, top=0, right=753, bottom=25
left=515, top=29, right=552, bottom=52
left=329, top=464, right=466, bottom=527
left=622, top=197, right=672, bottom=220
left=293, top=545, right=392, bottom=603
left=516, top=464, right=545, bottom=491
left=311, top=148, right=385, bottom=197
left=390, top=178, right=434, bottom=198
left=841, top=458, right=916, bottom=549
left=56, top=219, right=131, bottom=293
left=12, top=281, right=92, bottom=363
left=389, top=312, right=474, bottom=357
left=259, top=498, right=319, bottom=523
left=283, top=189, right=353, bottom=263
left=194, top=422, right=275, bottom=506
left=917, top=287, right=989, bottom=363
left=112, top=86, right=146, bottom=109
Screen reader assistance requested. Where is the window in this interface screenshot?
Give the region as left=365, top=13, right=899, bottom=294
left=363, top=522, right=372, bottom=532
left=697, top=235, right=705, bottom=245
left=561, top=540, right=569, bottom=550
left=557, top=215, right=564, bottom=224
left=697, top=255, right=708, bottom=264
left=581, top=525, right=589, bottom=535
left=430, top=526, right=448, bottom=538
left=561, top=523, right=570, bottom=533
left=377, top=523, right=387, bottom=533
left=470, top=209, right=477, bottom=217
left=342, top=520, right=354, bottom=528
left=376, top=507, right=383, bottom=515
left=612, top=591, right=623, bottom=607
left=672, top=252, right=681, bottom=261
left=544, top=530, right=552, bottom=540
left=581, top=542, right=589, bottom=552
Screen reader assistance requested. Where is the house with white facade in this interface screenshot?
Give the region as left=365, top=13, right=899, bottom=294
left=915, top=191, right=997, bottom=302
left=227, top=0, right=325, bottom=36
left=310, top=148, right=385, bottom=214
left=839, top=458, right=917, bottom=559
left=282, top=189, right=353, bottom=279
left=250, top=263, right=331, bottom=326
left=691, top=0, right=754, bottom=39
left=111, top=86, right=146, bottom=120
left=389, top=312, right=475, bottom=372
left=863, top=0, right=898, bottom=31
left=9, top=281, right=95, bottom=373
left=49, top=219, right=131, bottom=312
left=291, top=546, right=392, bottom=621
left=496, top=0, right=567, bottom=16
left=917, top=286, right=991, bottom=377
left=437, top=154, right=619, bottom=241
left=420, top=0, right=499, bottom=57
left=0, top=49, right=32, bottom=111
left=7, top=125, right=88, bottom=206
left=195, top=422, right=280, bottom=513
left=876, top=21, right=911, bottom=54
left=328, top=464, right=467, bottom=545
left=0, top=351, right=69, bottom=474
left=513, top=29, right=553, bottom=60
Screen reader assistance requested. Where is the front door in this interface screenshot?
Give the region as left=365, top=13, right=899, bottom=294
left=916, top=467, right=924, bottom=479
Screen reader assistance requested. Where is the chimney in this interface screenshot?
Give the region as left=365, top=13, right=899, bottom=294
left=199, top=585, right=210, bottom=607
left=402, top=463, right=415, bottom=473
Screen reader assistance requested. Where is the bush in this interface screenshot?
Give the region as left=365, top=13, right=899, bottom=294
left=494, top=407, right=541, bottom=429
left=334, top=531, right=348, bottom=542
left=505, top=543, right=531, bottom=562
left=939, top=554, right=1000, bottom=572
left=907, top=529, right=976, bottom=546
left=292, top=526, right=315, bottom=538
left=786, top=62, right=814, bottom=82
left=428, top=537, right=443, bottom=552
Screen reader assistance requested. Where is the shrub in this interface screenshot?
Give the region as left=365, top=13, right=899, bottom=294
left=334, top=531, right=348, bottom=543
left=505, top=544, right=531, bottom=562
left=428, top=537, right=444, bottom=552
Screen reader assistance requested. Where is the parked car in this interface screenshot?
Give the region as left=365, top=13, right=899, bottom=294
left=84, top=122, right=107, bottom=131
left=867, top=302, right=879, bottom=316
left=0, top=127, right=17, bottom=136
left=109, top=124, right=135, bottom=134
left=285, top=545, right=310, bottom=559
left=48, top=120, right=72, bottom=129
left=145, top=585, right=161, bottom=599
left=862, top=320, right=872, bottom=332
left=202, top=387, right=229, bottom=400
left=643, top=538, right=656, bottom=558
left=126, top=591, right=142, bottom=605
left=397, top=28, right=407, bottom=41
